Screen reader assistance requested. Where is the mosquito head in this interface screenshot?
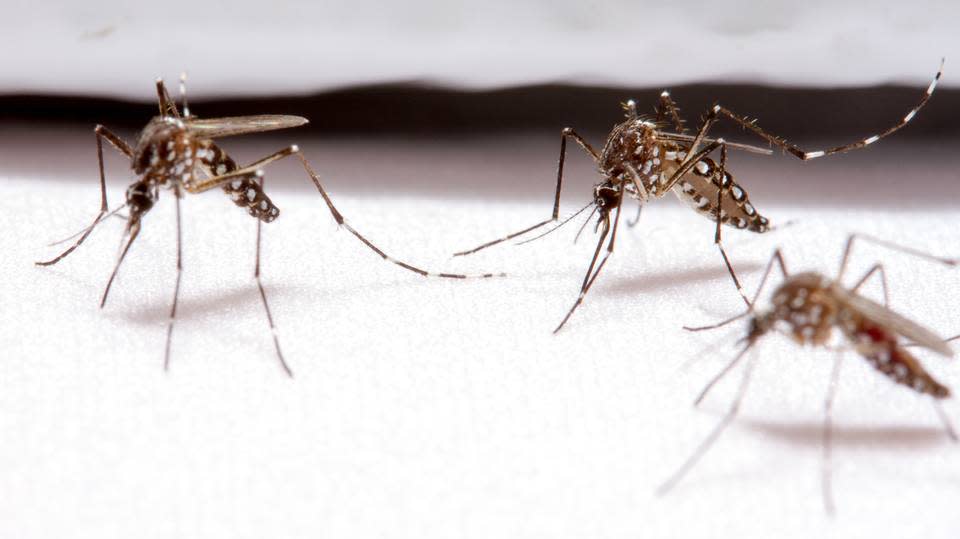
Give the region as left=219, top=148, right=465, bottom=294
left=124, top=180, right=157, bottom=230
left=746, top=311, right=774, bottom=343
left=593, top=182, right=621, bottom=214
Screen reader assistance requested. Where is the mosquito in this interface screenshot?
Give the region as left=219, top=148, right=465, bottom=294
left=454, top=61, right=944, bottom=333
left=658, top=233, right=959, bottom=513
left=36, top=75, right=500, bottom=377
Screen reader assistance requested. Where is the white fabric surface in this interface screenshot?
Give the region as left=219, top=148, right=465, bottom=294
left=2, top=132, right=960, bottom=536
left=2, top=0, right=958, bottom=98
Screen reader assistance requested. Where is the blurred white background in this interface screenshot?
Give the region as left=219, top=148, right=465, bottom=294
left=3, top=2, right=960, bottom=539
left=1, top=0, right=957, bottom=98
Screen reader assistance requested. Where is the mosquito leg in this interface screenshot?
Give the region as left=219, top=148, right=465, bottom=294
left=693, top=341, right=754, bottom=407
left=292, top=153, right=503, bottom=279
left=454, top=127, right=599, bottom=256
left=553, top=220, right=609, bottom=334
left=184, top=145, right=300, bottom=194
left=658, top=139, right=724, bottom=194
left=194, top=143, right=507, bottom=279
left=253, top=176, right=293, bottom=378
left=657, top=344, right=758, bottom=495
left=850, top=264, right=890, bottom=307
left=837, top=233, right=955, bottom=284
left=684, top=249, right=789, bottom=332
left=36, top=126, right=133, bottom=266
left=99, top=222, right=142, bottom=308
left=656, top=91, right=687, bottom=133
left=709, top=143, right=751, bottom=308
left=156, top=78, right=181, bottom=119
left=626, top=202, right=643, bottom=228
left=933, top=400, right=958, bottom=442
left=553, top=191, right=626, bottom=333
left=709, top=60, right=942, bottom=161
left=823, top=349, right=844, bottom=516
left=163, top=187, right=184, bottom=372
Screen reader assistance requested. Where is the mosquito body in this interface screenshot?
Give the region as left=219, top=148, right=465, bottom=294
left=660, top=234, right=958, bottom=513
left=456, top=61, right=943, bottom=333
left=37, top=77, right=499, bottom=376
left=595, top=111, right=770, bottom=234
left=755, top=272, right=951, bottom=397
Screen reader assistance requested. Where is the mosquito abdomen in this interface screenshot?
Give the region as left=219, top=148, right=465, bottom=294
left=850, top=324, right=950, bottom=398
left=222, top=177, right=280, bottom=223
left=201, top=142, right=280, bottom=223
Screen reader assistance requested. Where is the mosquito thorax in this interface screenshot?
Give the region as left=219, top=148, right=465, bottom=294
left=769, top=272, right=837, bottom=346
left=133, top=116, right=195, bottom=179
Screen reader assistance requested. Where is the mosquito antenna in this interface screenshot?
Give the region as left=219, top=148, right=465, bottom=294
left=693, top=339, right=754, bottom=407
left=179, top=71, right=191, bottom=118
left=48, top=205, right=127, bottom=247
left=679, top=328, right=744, bottom=372
left=516, top=201, right=594, bottom=246
left=573, top=205, right=599, bottom=245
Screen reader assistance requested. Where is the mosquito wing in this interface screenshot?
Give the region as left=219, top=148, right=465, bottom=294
left=185, top=115, right=309, bottom=138
left=657, top=132, right=774, bottom=155
left=836, top=288, right=954, bottom=357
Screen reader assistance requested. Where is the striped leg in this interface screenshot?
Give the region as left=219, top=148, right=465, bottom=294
left=710, top=142, right=751, bottom=307
left=190, top=145, right=501, bottom=280
left=294, top=153, right=503, bottom=279
left=453, top=127, right=599, bottom=256
left=710, top=60, right=942, bottom=161
left=253, top=175, right=293, bottom=377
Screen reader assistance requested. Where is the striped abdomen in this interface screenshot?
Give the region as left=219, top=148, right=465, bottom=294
left=844, top=318, right=950, bottom=398
left=199, top=141, right=280, bottom=223
left=666, top=150, right=770, bottom=233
